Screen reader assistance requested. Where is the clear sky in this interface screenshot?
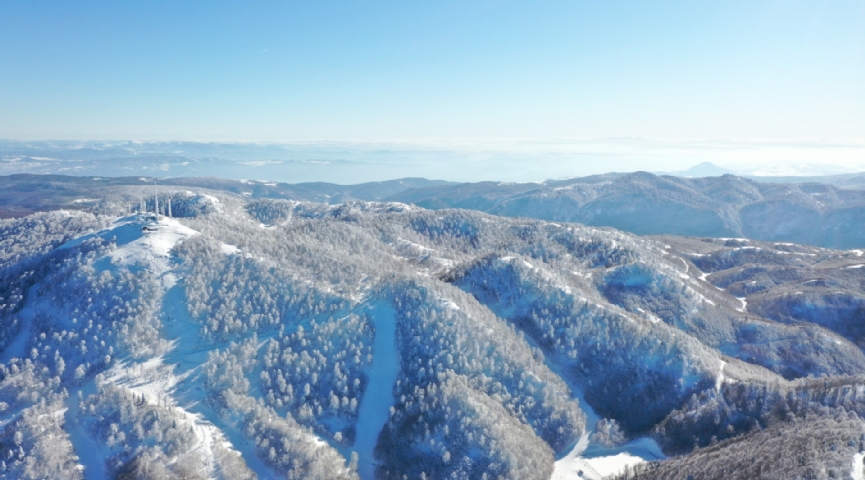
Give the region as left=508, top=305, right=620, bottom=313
left=1, top=1, right=863, bottom=172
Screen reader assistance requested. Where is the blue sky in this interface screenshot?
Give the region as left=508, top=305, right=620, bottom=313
left=1, top=1, right=863, bottom=173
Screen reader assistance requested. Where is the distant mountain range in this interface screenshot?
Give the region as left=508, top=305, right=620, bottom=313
left=664, top=161, right=865, bottom=180
left=2, top=140, right=863, bottom=185
left=387, top=172, right=865, bottom=248
left=0, top=174, right=454, bottom=218
left=4, top=172, right=865, bottom=249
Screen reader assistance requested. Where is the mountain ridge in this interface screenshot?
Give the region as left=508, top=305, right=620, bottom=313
left=1, top=190, right=865, bottom=478
left=5, top=172, right=865, bottom=250
left=387, top=172, right=865, bottom=248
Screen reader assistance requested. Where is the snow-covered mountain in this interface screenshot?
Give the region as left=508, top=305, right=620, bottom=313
left=389, top=172, right=865, bottom=249
left=5, top=172, right=865, bottom=251
left=0, top=174, right=454, bottom=219
left=664, top=161, right=864, bottom=179
left=664, top=162, right=739, bottom=177
left=1, top=190, right=865, bottom=479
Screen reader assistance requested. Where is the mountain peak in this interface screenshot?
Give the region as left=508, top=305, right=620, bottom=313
left=670, top=162, right=738, bottom=177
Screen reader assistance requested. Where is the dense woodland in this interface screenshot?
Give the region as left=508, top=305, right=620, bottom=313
left=614, top=412, right=865, bottom=480
left=0, top=191, right=863, bottom=479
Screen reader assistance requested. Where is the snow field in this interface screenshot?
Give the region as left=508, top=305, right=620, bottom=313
left=852, top=452, right=864, bottom=480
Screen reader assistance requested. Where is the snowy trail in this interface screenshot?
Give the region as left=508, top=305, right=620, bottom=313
left=104, top=352, right=276, bottom=480
left=0, top=285, right=37, bottom=363
left=62, top=214, right=265, bottom=480
left=850, top=453, right=865, bottom=480
left=853, top=452, right=864, bottom=480
left=191, top=402, right=280, bottom=480
left=64, top=382, right=107, bottom=480
left=552, top=433, right=600, bottom=480
left=526, top=326, right=665, bottom=480
left=716, top=360, right=727, bottom=391
left=556, top=437, right=665, bottom=480
left=0, top=314, right=30, bottom=363
left=158, top=281, right=279, bottom=479
left=353, top=304, right=400, bottom=480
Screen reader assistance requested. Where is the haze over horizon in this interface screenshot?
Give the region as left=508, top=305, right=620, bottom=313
left=2, top=1, right=863, bottom=178
left=1, top=137, right=864, bottom=184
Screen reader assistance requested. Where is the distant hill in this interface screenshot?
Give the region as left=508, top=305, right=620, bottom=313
left=665, top=161, right=737, bottom=177
left=387, top=172, right=865, bottom=249
left=665, top=162, right=865, bottom=188
left=4, top=172, right=865, bottom=249
left=0, top=174, right=454, bottom=218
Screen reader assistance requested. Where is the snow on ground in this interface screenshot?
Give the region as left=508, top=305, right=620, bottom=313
left=635, top=307, right=661, bottom=324
left=737, top=297, right=748, bottom=312
left=392, top=237, right=456, bottom=276
left=42, top=210, right=683, bottom=480
left=552, top=433, right=598, bottom=480
left=697, top=270, right=725, bottom=292
left=440, top=299, right=461, bottom=311
left=549, top=358, right=666, bottom=480
left=0, top=286, right=37, bottom=364
left=159, top=282, right=280, bottom=480
left=65, top=383, right=107, bottom=480
left=58, top=214, right=263, bottom=479
left=678, top=257, right=690, bottom=274
left=58, top=214, right=199, bottom=273
left=100, top=216, right=199, bottom=293
left=103, top=358, right=184, bottom=407
left=584, top=452, right=646, bottom=478
left=196, top=194, right=222, bottom=211
left=553, top=435, right=664, bottom=480
left=396, top=236, right=435, bottom=253
left=220, top=243, right=240, bottom=255
left=548, top=332, right=666, bottom=480
left=110, top=216, right=199, bottom=266
left=102, top=358, right=231, bottom=478
left=716, top=360, right=727, bottom=391
left=853, top=452, right=864, bottom=480
left=353, top=303, right=400, bottom=480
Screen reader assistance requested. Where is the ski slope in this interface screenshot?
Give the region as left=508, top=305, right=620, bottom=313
left=353, top=303, right=400, bottom=480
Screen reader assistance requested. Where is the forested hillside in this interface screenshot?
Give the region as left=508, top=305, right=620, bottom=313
left=0, top=191, right=864, bottom=479
left=389, top=172, right=865, bottom=249
left=4, top=172, right=865, bottom=250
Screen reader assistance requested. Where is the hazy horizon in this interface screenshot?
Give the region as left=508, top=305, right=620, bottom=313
left=2, top=2, right=863, bottom=174
left=1, top=137, right=863, bottom=184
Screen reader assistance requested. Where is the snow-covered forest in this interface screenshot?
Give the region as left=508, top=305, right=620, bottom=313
left=1, top=189, right=865, bottom=479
